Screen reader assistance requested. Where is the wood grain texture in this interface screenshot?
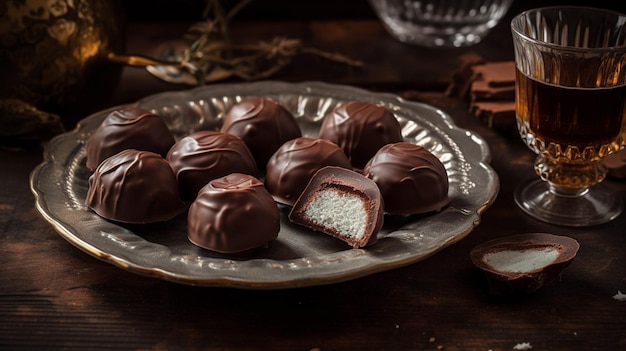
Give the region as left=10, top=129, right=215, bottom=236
left=2, top=12, right=626, bottom=351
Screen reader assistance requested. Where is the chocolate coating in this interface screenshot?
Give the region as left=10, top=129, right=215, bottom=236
left=86, top=149, right=186, bottom=224
left=265, top=137, right=352, bottom=206
left=167, top=131, right=259, bottom=201
left=470, top=233, right=580, bottom=296
left=220, top=97, right=302, bottom=169
left=318, top=101, right=403, bottom=170
left=86, top=107, right=175, bottom=171
left=363, top=142, right=449, bottom=215
left=289, top=166, right=383, bottom=248
left=187, top=173, right=280, bottom=254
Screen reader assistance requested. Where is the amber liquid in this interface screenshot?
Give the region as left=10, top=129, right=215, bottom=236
left=515, top=68, right=626, bottom=162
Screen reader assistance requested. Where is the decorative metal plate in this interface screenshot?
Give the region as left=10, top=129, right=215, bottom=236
left=30, top=81, right=499, bottom=288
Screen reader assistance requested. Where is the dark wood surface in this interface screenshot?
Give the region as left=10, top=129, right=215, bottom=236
left=2, top=3, right=626, bottom=350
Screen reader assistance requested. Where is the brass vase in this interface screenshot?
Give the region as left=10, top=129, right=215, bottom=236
left=0, top=0, right=185, bottom=140
left=0, top=0, right=127, bottom=127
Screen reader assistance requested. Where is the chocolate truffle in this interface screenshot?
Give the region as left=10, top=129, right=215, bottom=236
left=363, top=142, right=449, bottom=215
left=86, top=149, right=186, bottom=224
left=289, top=166, right=383, bottom=249
left=85, top=107, right=175, bottom=171
left=469, top=233, right=580, bottom=296
left=318, top=101, right=403, bottom=170
left=220, top=97, right=302, bottom=169
left=167, top=130, right=259, bottom=201
left=265, top=137, right=352, bottom=206
left=188, top=173, right=280, bottom=254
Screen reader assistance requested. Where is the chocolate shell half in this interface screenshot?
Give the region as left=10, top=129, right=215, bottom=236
left=289, top=166, right=383, bottom=249
left=469, top=233, right=580, bottom=296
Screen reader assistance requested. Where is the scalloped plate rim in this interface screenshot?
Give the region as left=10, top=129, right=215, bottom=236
left=30, top=80, right=499, bottom=289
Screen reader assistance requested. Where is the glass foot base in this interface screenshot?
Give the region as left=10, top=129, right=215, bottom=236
left=514, top=179, right=623, bottom=227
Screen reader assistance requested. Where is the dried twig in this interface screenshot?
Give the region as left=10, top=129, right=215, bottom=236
left=177, top=0, right=363, bottom=84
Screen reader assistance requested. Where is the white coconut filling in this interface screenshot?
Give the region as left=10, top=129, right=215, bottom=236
left=483, top=247, right=559, bottom=273
left=303, top=189, right=367, bottom=239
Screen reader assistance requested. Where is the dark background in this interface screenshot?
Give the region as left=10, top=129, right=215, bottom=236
left=121, top=0, right=626, bottom=21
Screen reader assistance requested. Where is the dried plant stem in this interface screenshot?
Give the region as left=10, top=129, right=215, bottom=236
left=177, top=0, right=363, bottom=84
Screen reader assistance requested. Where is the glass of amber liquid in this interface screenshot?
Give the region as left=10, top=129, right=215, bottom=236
left=511, top=6, right=626, bottom=226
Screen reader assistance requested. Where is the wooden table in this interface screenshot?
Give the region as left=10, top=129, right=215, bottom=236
left=2, top=3, right=626, bottom=350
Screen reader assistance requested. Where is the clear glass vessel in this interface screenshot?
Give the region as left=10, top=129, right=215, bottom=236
left=511, top=6, right=626, bottom=226
left=369, top=0, right=514, bottom=47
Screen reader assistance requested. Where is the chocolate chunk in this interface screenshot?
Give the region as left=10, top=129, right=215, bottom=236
left=471, top=61, right=516, bottom=88
left=447, top=59, right=517, bottom=134
left=445, top=53, right=486, bottom=98
left=470, top=101, right=517, bottom=131
left=470, top=80, right=515, bottom=101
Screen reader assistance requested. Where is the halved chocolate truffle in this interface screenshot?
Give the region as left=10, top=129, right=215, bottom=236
left=470, top=233, right=580, bottom=296
left=167, top=130, right=259, bottom=201
left=187, top=173, right=280, bottom=254
left=318, top=101, right=403, bottom=170
left=265, top=137, right=352, bottom=206
left=86, top=149, right=186, bottom=224
left=220, top=97, right=302, bottom=170
left=85, top=107, right=175, bottom=171
left=363, top=142, right=450, bottom=215
left=289, top=166, right=383, bottom=249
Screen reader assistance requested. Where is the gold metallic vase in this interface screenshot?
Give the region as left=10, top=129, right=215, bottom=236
left=0, top=0, right=184, bottom=138
left=0, top=0, right=126, bottom=124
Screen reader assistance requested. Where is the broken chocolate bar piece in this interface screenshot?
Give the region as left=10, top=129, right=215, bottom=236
left=446, top=58, right=517, bottom=134
left=445, top=53, right=486, bottom=98
left=471, top=61, right=516, bottom=88
left=470, top=80, right=515, bottom=102
left=470, top=101, right=516, bottom=132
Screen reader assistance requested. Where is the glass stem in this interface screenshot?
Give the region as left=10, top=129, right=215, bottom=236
left=535, top=154, right=607, bottom=195
left=548, top=184, right=589, bottom=198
